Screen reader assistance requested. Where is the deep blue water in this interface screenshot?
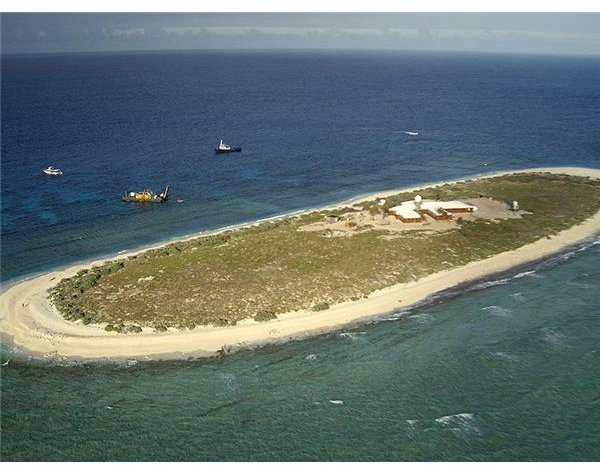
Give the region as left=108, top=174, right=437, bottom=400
left=1, top=50, right=600, bottom=461
left=2, top=50, right=600, bottom=282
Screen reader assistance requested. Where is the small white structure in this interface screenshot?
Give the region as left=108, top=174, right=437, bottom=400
left=414, top=194, right=423, bottom=210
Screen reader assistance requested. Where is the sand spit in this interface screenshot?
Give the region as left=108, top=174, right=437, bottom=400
left=1, top=166, right=599, bottom=361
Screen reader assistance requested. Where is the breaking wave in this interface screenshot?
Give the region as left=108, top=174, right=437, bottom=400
left=483, top=305, right=513, bottom=318
left=541, top=328, right=568, bottom=345
left=339, top=332, right=367, bottom=341
left=491, top=351, right=519, bottom=362
left=435, top=412, right=481, bottom=435
left=436, top=234, right=599, bottom=300
left=407, top=313, right=434, bottom=324
left=376, top=310, right=412, bottom=322
left=510, top=292, right=527, bottom=303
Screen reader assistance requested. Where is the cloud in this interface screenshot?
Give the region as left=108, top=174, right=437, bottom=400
left=2, top=13, right=599, bottom=55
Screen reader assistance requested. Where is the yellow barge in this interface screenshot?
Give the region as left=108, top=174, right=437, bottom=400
left=122, top=185, right=169, bottom=203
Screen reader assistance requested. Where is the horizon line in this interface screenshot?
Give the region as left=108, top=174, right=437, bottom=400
left=3, top=46, right=600, bottom=58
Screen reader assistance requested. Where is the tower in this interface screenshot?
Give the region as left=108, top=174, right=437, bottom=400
left=414, top=194, right=422, bottom=212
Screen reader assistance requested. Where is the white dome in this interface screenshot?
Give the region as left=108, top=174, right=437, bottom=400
left=415, top=195, right=422, bottom=203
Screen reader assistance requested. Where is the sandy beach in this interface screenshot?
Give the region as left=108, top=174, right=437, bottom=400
left=1, top=166, right=599, bottom=361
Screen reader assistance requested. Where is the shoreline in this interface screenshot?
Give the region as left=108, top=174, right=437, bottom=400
left=1, top=166, right=599, bottom=361
left=1, top=165, right=595, bottom=290
left=2, top=165, right=593, bottom=290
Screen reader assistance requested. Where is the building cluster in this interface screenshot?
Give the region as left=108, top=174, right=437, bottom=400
left=387, top=195, right=477, bottom=223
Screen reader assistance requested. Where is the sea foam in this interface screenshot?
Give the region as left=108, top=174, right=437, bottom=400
left=435, top=412, right=481, bottom=435
left=483, top=305, right=513, bottom=318
left=491, top=351, right=519, bottom=362
left=541, top=328, right=568, bottom=345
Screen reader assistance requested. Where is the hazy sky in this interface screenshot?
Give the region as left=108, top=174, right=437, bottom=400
left=2, top=13, right=600, bottom=55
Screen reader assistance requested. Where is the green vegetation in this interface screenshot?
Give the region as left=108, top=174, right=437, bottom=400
left=253, top=310, right=278, bottom=321
left=47, top=173, right=600, bottom=332
left=312, top=302, right=330, bottom=312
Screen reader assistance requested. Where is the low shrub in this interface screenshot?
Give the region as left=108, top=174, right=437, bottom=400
left=312, top=302, right=330, bottom=312
left=211, top=317, right=236, bottom=327
left=253, top=310, right=277, bottom=322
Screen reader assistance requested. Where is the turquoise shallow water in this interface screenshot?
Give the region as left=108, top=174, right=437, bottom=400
left=2, top=238, right=599, bottom=461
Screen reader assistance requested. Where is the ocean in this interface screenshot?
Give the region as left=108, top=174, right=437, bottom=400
left=1, top=50, right=600, bottom=460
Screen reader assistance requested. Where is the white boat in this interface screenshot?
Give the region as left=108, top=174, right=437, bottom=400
left=43, top=166, right=63, bottom=175
left=404, top=131, right=419, bottom=136
left=215, top=139, right=241, bottom=153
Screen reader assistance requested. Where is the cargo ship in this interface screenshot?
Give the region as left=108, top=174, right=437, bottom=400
left=122, top=185, right=169, bottom=203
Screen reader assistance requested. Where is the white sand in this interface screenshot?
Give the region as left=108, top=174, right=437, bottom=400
left=2, top=166, right=599, bottom=361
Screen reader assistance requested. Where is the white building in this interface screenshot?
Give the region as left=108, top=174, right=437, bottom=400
left=388, top=196, right=477, bottom=223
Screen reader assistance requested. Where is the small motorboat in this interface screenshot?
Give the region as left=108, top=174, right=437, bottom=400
left=404, top=131, right=419, bottom=136
left=43, top=166, right=63, bottom=175
left=215, top=140, right=241, bottom=154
